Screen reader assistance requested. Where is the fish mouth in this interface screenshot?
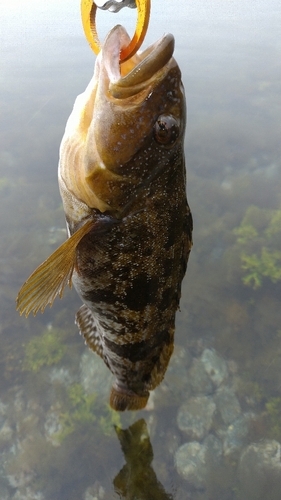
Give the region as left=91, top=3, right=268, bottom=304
left=101, top=25, right=175, bottom=98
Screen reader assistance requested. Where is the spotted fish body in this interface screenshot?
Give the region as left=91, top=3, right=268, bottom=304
left=17, top=25, right=192, bottom=411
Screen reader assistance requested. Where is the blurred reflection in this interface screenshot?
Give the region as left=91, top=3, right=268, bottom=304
left=114, top=419, right=173, bottom=499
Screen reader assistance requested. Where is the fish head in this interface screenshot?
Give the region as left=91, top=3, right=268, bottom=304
left=59, top=24, right=186, bottom=217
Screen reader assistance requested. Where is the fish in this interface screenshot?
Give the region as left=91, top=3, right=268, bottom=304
left=16, top=24, right=192, bottom=411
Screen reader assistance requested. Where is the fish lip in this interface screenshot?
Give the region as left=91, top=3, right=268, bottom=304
left=102, top=25, right=175, bottom=98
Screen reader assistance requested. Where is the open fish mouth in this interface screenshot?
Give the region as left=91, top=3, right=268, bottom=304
left=101, top=24, right=175, bottom=98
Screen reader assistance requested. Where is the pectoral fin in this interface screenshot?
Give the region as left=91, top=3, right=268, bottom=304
left=16, top=219, right=94, bottom=317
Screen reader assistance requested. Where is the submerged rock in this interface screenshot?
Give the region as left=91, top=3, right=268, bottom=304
left=188, top=358, right=214, bottom=395
left=214, top=385, right=241, bottom=425
left=175, top=435, right=222, bottom=489
left=187, top=348, right=230, bottom=398
left=200, top=349, right=229, bottom=388
left=177, top=395, right=216, bottom=440
left=220, top=413, right=254, bottom=457
left=238, top=440, right=281, bottom=500
left=175, top=441, right=206, bottom=489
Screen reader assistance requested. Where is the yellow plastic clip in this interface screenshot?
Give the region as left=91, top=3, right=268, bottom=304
left=81, top=0, right=150, bottom=62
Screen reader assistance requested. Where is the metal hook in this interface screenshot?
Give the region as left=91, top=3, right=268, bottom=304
left=94, top=0, right=136, bottom=13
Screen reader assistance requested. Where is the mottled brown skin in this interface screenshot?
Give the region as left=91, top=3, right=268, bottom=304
left=66, top=85, right=191, bottom=409
left=65, top=56, right=192, bottom=410
left=71, top=147, right=191, bottom=409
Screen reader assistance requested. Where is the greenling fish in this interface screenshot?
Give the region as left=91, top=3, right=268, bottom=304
left=17, top=25, right=192, bottom=411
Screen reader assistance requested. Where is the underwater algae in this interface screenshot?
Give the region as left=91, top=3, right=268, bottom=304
left=22, top=326, right=121, bottom=443
left=23, top=327, right=66, bottom=372
left=53, top=383, right=121, bottom=443
left=233, top=204, right=281, bottom=289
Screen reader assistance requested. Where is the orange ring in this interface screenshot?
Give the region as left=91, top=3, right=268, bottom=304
left=80, top=0, right=150, bottom=62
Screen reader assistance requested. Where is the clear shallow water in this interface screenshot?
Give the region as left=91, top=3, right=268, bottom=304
left=0, top=1, right=281, bottom=499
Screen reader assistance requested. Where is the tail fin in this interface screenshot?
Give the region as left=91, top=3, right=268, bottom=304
left=110, top=381, right=149, bottom=411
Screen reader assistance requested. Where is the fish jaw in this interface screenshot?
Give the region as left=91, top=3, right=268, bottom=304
left=104, top=25, right=175, bottom=97
left=59, top=24, right=185, bottom=219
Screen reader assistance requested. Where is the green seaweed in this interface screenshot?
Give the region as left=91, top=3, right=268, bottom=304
left=23, top=327, right=66, bottom=372
left=241, top=249, right=281, bottom=289
left=55, top=383, right=120, bottom=443
left=233, top=204, right=281, bottom=289
left=234, top=223, right=258, bottom=245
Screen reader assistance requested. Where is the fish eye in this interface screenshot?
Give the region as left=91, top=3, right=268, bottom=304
left=153, top=115, right=179, bottom=146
